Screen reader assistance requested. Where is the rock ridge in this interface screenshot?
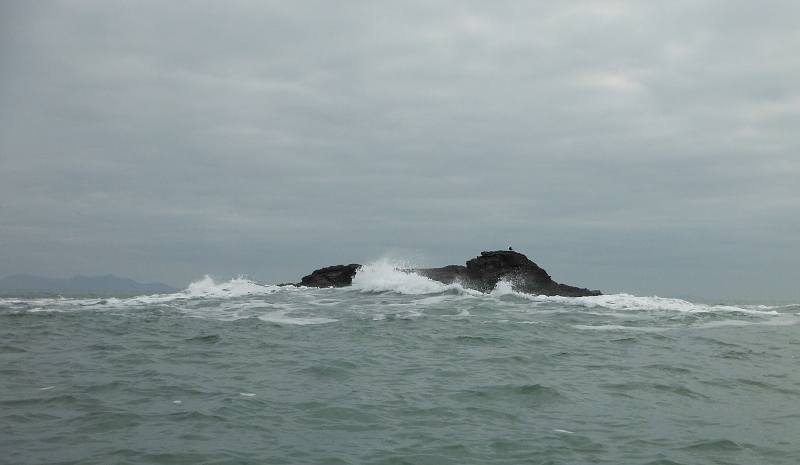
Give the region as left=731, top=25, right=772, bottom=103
left=296, top=251, right=600, bottom=297
left=297, top=264, right=360, bottom=288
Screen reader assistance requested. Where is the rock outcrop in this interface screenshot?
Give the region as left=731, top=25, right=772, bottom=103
left=416, top=251, right=600, bottom=297
left=297, top=251, right=600, bottom=297
left=297, top=264, right=361, bottom=288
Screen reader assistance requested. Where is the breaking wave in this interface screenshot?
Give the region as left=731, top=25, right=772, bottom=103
left=2, top=265, right=796, bottom=326
left=351, top=259, right=480, bottom=296
left=347, top=259, right=783, bottom=316
left=182, top=275, right=281, bottom=299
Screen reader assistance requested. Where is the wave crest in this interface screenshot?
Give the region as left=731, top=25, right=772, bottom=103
left=524, top=293, right=779, bottom=315
left=351, top=260, right=478, bottom=295
left=183, top=275, right=280, bottom=299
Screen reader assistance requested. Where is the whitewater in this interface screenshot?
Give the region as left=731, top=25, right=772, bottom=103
left=2, top=262, right=799, bottom=464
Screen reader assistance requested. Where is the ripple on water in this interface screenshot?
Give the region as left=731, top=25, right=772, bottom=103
left=0, top=344, right=27, bottom=353
left=456, top=383, right=565, bottom=408
left=63, top=411, right=144, bottom=434
left=602, top=382, right=710, bottom=400
left=682, top=438, right=742, bottom=451
left=183, top=334, right=221, bottom=344
left=299, top=361, right=358, bottom=380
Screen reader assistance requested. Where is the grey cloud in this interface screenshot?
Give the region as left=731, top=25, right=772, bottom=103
left=1, top=1, right=798, bottom=299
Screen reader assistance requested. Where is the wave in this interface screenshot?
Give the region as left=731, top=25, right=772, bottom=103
left=3, top=267, right=795, bottom=322
left=351, top=259, right=480, bottom=296
left=3, top=276, right=284, bottom=313
left=512, top=292, right=780, bottom=316
left=347, top=260, right=782, bottom=316
left=111, top=275, right=284, bottom=306
left=182, top=275, right=281, bottom=299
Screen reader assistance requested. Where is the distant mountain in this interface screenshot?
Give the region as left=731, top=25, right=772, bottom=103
left=0, top=274, right=179, bottom=292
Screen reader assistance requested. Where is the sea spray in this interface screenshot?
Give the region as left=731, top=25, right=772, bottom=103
left=351, top=258, right=480, bottom=295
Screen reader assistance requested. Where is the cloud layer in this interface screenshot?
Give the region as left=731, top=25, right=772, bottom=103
left=2, top=1, right=798, bottom=299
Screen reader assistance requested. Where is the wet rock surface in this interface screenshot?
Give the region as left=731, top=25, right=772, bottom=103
left=297, top=264, right=361, bottom=288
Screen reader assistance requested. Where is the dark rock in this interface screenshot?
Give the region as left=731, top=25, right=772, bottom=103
left=414, top=264, right=467, bottom=285
left=417, top=251, right=601, bottom=297
left=296, top=251, right=600, bottom=296
left=298, top=264, right=361, bottom=288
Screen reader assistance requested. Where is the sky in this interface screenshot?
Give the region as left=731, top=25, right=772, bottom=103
left=1, top=1, right=798, bottom=300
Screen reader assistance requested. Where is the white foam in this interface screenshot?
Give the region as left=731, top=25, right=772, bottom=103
left=180, top=276, right=281, bottom=299
left=257, top=310, right=337, bottom=325
left=695, top=315, right=800, bottom=329
left=16, top=276, right=285, bottom=314
left=28, top=307, right=54, bottom=313
left=352, top=259, right=474, bottom=295
left=8, top=271, right=794, bottom=328
left=572, top=324, right=672, bottom=332
left=508, top=292, right=780, bottom=315
left=408, top=295, right=455, bottom=306
left=488, top=279, right=516, bottom=297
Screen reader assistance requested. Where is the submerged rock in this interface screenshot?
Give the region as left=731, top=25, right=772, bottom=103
left=297, top=251, right=600, bottom=297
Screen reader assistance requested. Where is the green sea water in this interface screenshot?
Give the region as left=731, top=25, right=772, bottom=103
left=2, top=267, right=799, bottom=465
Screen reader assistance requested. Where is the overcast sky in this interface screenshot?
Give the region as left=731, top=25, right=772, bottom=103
left=1, top=1, right=798, bottom=300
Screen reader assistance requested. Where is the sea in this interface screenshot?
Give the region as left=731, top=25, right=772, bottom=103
left=2, top=261, right=799, bottom=465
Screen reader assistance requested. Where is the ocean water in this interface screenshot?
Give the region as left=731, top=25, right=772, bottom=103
left=2, top=262, right=799, bottom=465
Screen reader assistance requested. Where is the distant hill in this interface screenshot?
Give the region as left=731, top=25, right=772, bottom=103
left=0, top=274, right=179, bottom=292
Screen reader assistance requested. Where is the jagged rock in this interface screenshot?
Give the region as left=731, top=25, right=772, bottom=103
left=296, top=251, right=600, bottom=296
left=297, top=264, right=361, bottom=288
left=417, top=251, right=601, bottom=296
